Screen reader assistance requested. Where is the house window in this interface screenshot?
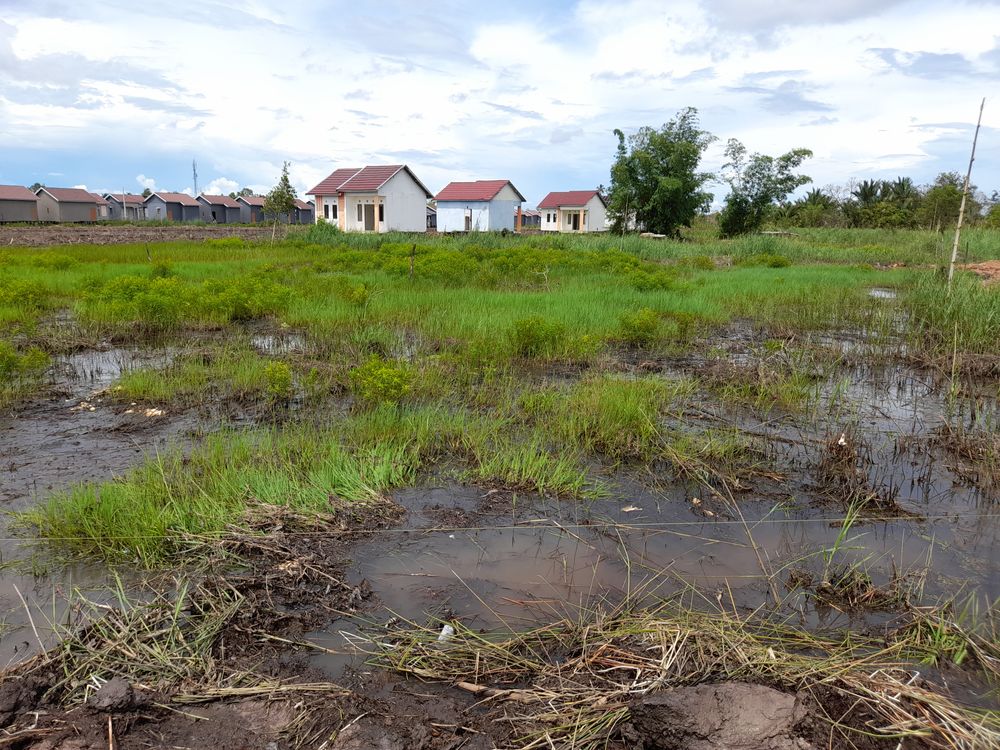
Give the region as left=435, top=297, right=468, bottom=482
left=357, top=203, right=363, bottom=222
left=378, top=204, right=384, bottom=222
left=324, top=204, right=330, bottom=220
left=331, top=203, right=338, bottom=220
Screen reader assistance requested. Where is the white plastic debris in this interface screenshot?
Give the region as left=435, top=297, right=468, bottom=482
left=437, top=624, right=456, bottom=643
left=837, top=433, right=848, bottom=447
left=621, top=505, right=641, bottom=513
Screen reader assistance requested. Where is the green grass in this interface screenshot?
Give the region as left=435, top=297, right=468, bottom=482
left=7, top=227, right=999, bottom=564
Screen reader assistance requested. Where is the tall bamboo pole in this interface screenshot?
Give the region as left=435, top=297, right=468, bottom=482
left=948, top=98, right=985, bottom=293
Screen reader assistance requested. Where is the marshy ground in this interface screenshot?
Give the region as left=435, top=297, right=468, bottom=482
left=0, top=224, right=998, bottom=748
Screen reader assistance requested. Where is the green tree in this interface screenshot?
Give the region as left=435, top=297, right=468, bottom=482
left=28, top=182, right=44, bottom=192
left=718, top=140, right=813, bottom=236
left=983, top=203, right=1000, bottom=229
left=263, top=162, right=297, bottom=224
left=607, top=107, right=715, bottom=236
left=228, top=187, right=254, bottom=200
left=918, top=172, right=979, bottom=229
left=141, top=187, right=152, bottom=198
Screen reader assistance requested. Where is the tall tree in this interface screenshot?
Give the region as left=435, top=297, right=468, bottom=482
left=607, top=107, right=715, bottom=236
left=718, top=140, right=813, bottom=237
left=918, top=172, right=978, bottom=229
left=28, top=182, right=44, bottom=192
left=263, top=162, right=297, bottom=224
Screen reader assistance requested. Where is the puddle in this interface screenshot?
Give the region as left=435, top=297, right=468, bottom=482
left=869, top=287, right=897, bottom=299
left=250, top=332, right=306, bottom=355
left=309, top=360, right=1000, bottom=680
left=0, top=346, right=188, bottom=667
left=50, top=347, right=175, bottom=400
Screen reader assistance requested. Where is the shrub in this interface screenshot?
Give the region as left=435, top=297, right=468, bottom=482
left=0, top=342, right=48, bottom=379
left=0, top=278, right=49, bottom=310
left=263, top=361, right=293, bottom=401
left=626, top=267, right=677, bottom=291
left=617, top=307, right=661, bottom=347
left=511, top=316, right=566, bottom=358
left=349, top=355, right=413, bottom=405
left=149, top=261, right=175, bottom=278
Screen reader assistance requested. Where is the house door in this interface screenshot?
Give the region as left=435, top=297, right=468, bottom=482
left=363, top=204, right=376, bottom=231
left=464, top=210, right=472, bottom=232
left=571, top=212, right=580, bottom=231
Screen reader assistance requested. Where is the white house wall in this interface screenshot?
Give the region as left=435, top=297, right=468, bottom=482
left=585, top=195, right=608, bottom=231
left=437, top=202, right=490, bottom=232
left=380, top=169, right=427, bottom=232
left=488, top=199, right=518, bottom=231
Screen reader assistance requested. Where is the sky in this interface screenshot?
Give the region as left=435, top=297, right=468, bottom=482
left=0, top=0, right=998, bottom=207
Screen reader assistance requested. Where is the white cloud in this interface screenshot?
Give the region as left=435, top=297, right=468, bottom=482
left=135, top=174, right=156, bottom=191
left=203, top=177, right=239, bottom=196
left=1, top=0, right=998, bottom=205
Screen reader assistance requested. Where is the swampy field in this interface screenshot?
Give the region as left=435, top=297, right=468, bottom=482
left=1, top=225, right=999, bottom=749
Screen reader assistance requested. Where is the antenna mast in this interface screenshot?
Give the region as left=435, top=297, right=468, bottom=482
left=192, top=159, right=199, bottom=197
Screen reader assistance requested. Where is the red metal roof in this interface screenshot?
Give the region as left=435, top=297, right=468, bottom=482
left=104, top=193, right=146, bottom=205
left=90, top=192, right=110, bottom=206
left=147, top=192, right=200, bottom=207
left=198, top=194, right=241, bottom=208
left=537, top=190, right=605, bottom=209
left=307, top=168, right=362, bottom=195
left=237, top=195, right=266, bottom=207
left=308, top=165, right=431, bottom=198
left=0, top=185, right=37, bottom=201
left=39, top=187, right=99, bottom=203
left=435, top=180, right=525, bottom=202
left=338, top=165, right=404, bottom=192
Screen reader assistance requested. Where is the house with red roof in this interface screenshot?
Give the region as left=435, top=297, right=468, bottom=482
left=538, top=190, right=608, bottom=233
left=197, top=194, right=242, bottom=224
left=307, top=165, right=432, bottom=233
left=434, top=180, right=525, bottom=232
left=0, top=185, right=39, bottom=222
left=103, top=193, right=147, bottom=221
left=35, top=187, right=103, bottom=222
left=144, top=192, right=201, bottom=222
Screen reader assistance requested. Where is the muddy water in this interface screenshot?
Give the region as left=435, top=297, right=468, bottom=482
left=2, top=331, right=998, bottom=691
left=310, top=347, right=1000, bottom=677
left=0, top=347, right=190, bottom=666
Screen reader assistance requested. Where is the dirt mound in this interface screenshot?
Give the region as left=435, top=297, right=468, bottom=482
left=963, top=260, right=1000, bottom=284
left=1, top=224, right=277, bottom=247
left=625, top=683, right=815, bottom=750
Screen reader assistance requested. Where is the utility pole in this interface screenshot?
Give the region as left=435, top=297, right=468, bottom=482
left=948, top=98, right=985, bottom=293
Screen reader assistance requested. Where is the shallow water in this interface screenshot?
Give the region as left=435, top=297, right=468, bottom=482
left=310, top=356, right=1000, bottom=678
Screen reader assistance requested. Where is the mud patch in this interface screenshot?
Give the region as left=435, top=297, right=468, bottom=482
left=625, top=683, right=816, bottom=750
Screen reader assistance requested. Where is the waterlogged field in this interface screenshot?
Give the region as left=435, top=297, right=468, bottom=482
left=1, top=225, right=999, bottom=749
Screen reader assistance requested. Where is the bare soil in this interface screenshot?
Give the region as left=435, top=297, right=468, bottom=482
left=962, top=260, right=1000, bottom=284
left=1, top=225, right=278, bottom=247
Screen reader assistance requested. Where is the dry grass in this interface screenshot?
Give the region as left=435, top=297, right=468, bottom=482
left=363, top=601, right=1000, bottom=750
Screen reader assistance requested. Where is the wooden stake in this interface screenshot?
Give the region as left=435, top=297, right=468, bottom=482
left=948, top=98, right=985, bottom=293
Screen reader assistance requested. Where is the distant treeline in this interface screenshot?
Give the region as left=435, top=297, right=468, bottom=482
left=770, top=173, right=1000, bottom=230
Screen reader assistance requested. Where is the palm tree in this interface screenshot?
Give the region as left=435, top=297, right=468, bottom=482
left=887, top=177, right=919, bottom=209
left=851, top=179, right=884, bottom=209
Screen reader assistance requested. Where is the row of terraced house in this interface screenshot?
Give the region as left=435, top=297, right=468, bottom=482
left=0, top=164, right=608, bottom=233
left=0, top=187, right=315, bottom=225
